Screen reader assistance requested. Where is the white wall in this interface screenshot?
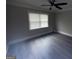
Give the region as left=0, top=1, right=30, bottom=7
left=6, top=5, right=55, bottom=45
left=55, top=10, right=72, bottom=36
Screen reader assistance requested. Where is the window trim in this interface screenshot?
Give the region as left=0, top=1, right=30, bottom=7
left=28, top=12, right=49, bottom=30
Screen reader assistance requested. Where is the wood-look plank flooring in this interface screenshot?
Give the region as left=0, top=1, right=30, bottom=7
left=7, top=33, right=72, bottom=59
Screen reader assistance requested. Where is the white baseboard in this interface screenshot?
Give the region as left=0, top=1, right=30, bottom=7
left=58, top=31, right=72, bottom=37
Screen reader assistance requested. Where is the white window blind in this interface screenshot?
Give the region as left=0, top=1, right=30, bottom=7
left=29, top=13, right=48, bottom=30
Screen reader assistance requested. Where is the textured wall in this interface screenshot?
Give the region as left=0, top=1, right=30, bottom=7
left=55, top=10, right=72, bottom=36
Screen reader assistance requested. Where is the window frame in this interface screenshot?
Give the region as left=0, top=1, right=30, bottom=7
left=28, top=12, right=49, bottom=30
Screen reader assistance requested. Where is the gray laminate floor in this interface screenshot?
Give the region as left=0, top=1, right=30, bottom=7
left=7, top=33, right=72, bottom=59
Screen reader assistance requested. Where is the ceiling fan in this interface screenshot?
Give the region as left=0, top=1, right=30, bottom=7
left=41, top=0, right=67, bottom=10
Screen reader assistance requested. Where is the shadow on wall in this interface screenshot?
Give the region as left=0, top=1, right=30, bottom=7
left=55, top=10, right=72, bottom=36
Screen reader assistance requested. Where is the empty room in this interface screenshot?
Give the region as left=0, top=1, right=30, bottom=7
left=6, top=0, right=72, bottom=59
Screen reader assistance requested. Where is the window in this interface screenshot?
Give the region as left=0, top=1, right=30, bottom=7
left=29, top=13, right=48, bottom=30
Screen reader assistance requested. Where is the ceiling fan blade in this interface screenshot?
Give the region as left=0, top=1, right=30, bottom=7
left=55, top=5, right=62, bottom=9
left=52, top=0, right=55, bottom=2
left=55, top=3, right=67, bottom=5
left=41, top=5, right=51, bottom=6
left=48, top=0, right=53, bottom=5
left=49, top=0, right=55, bottom=2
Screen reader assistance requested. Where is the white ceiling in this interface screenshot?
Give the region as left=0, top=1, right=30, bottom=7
left=7, top=0, right=72, bottom=12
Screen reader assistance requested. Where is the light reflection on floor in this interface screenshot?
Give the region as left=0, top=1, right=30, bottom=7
left=30, top=38, right=52, bottom=58
left=7, top=33, right=72, bottom=59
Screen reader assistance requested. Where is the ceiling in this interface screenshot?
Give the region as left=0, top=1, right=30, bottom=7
left=7, top=0, right=72, bottom=12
